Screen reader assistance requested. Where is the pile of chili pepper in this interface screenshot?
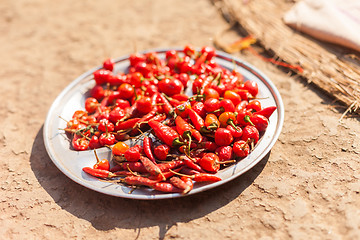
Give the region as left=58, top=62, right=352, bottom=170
left=62, top=45, right=277, bottom=194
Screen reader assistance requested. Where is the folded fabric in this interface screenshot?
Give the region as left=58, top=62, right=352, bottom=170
left=283, top=0, right=360, bottom=52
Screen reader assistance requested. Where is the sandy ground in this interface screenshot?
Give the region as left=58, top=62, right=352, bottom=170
left=1, top=0, right=359, bottom=239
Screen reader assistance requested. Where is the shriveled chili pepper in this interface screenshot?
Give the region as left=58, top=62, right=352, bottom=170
left=188, top=108, right=209, bottom=134
left=139, top=156, right=164, bottom=179
left=123, top=175, right=159, bottom=187
left=180, top=156, right=205, bottom=173
left=157, top=160, right=184, bottom=172
left=151, top=182, right=183, bottom=193
left=181, top=176, right=194, bottom=193
left=112, top=170, right=134, bottom=177
left=120, top=162, right=148, bottom=173
left=180, top=167, right=200, bottom=175
left=110, top=164, right=123, bottom=172
left=83, top=167, right=117, bottom=178
left=253, top=106, right=277, bottom=119
left=149, top=166, right=183, bottom=181
left=148, top=119, right=183, bottom=147
left=170, top=176, right=192, bottom=194
left=143, top=136, right=156, bottom=163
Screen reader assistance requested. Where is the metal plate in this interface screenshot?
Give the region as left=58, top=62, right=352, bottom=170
left=43, top=48, right=284, bottom=200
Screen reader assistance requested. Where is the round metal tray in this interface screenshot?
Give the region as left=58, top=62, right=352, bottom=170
left=43, top=48, right=284, bottom=200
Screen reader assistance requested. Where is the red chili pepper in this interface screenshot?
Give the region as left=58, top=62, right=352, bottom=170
left=204, top=113, right=220, bottom=131
left=136, top=108, right=157, bottom=129
left=214, top=128, right=233, bottom=146
left=188, top=108, right=209, bottom=134
left=148, top=119, right=183, bottom=147
left=226, top=125, right=243, bottom=138
left=253, top=106, right=277, bottom=119
left=99, top=132, right=116, bottom=146
left=112, top=170, right=134, bottom=176
left=157, top=93, right=173, bottom=115
left=93, top=150, right=110, bottom=171
left=198, top=153, right=220, bottom=173
left=72, top=135, right=89, bottom=151
left=114, top=117, right=141, bottom=132
left=153, top=144, right=170, bottom=161
left=218, top=112, right=238, bottom=129
left=215, top=146, right=233, bottom=162
left=236, top=108, right=254, bottom=126
left=192, top=173, right=221, bottom=182
left=124, top=145, right=142, bottom=162
left=241, top=125, right=259, bottom=144
left=83, top=167, right=116, bottom=178
left=250, top=114, right=268, bottom=132
left=233, top=140, right=250, bottom=158
left=149, top=113, right=166, bottom=122
left=172, top=93, right=189, bottom=102
left=143, top=137, right=156, bottom=163
left=175, top=102, right=191, bottom=118
left=175, top=115, right=193, bottom=141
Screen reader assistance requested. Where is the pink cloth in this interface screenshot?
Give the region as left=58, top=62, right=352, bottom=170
left=283, top=0, right=360, bottom=52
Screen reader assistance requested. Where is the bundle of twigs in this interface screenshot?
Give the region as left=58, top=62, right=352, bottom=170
left=212, top=0, right=360, bottom=117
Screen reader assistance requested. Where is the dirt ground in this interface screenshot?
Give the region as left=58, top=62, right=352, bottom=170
left=1, top=0, right=359, bottom=239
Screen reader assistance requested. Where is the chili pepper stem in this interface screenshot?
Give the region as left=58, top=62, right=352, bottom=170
left=227, top=119, right=241, bottom=131
left=244, top=115, right=255, bottom=126
left=169, top=169, right=194, bottom=179
left=93, top=150, right=100, bottom=164
left=219, top=160, right=236, bottom=164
